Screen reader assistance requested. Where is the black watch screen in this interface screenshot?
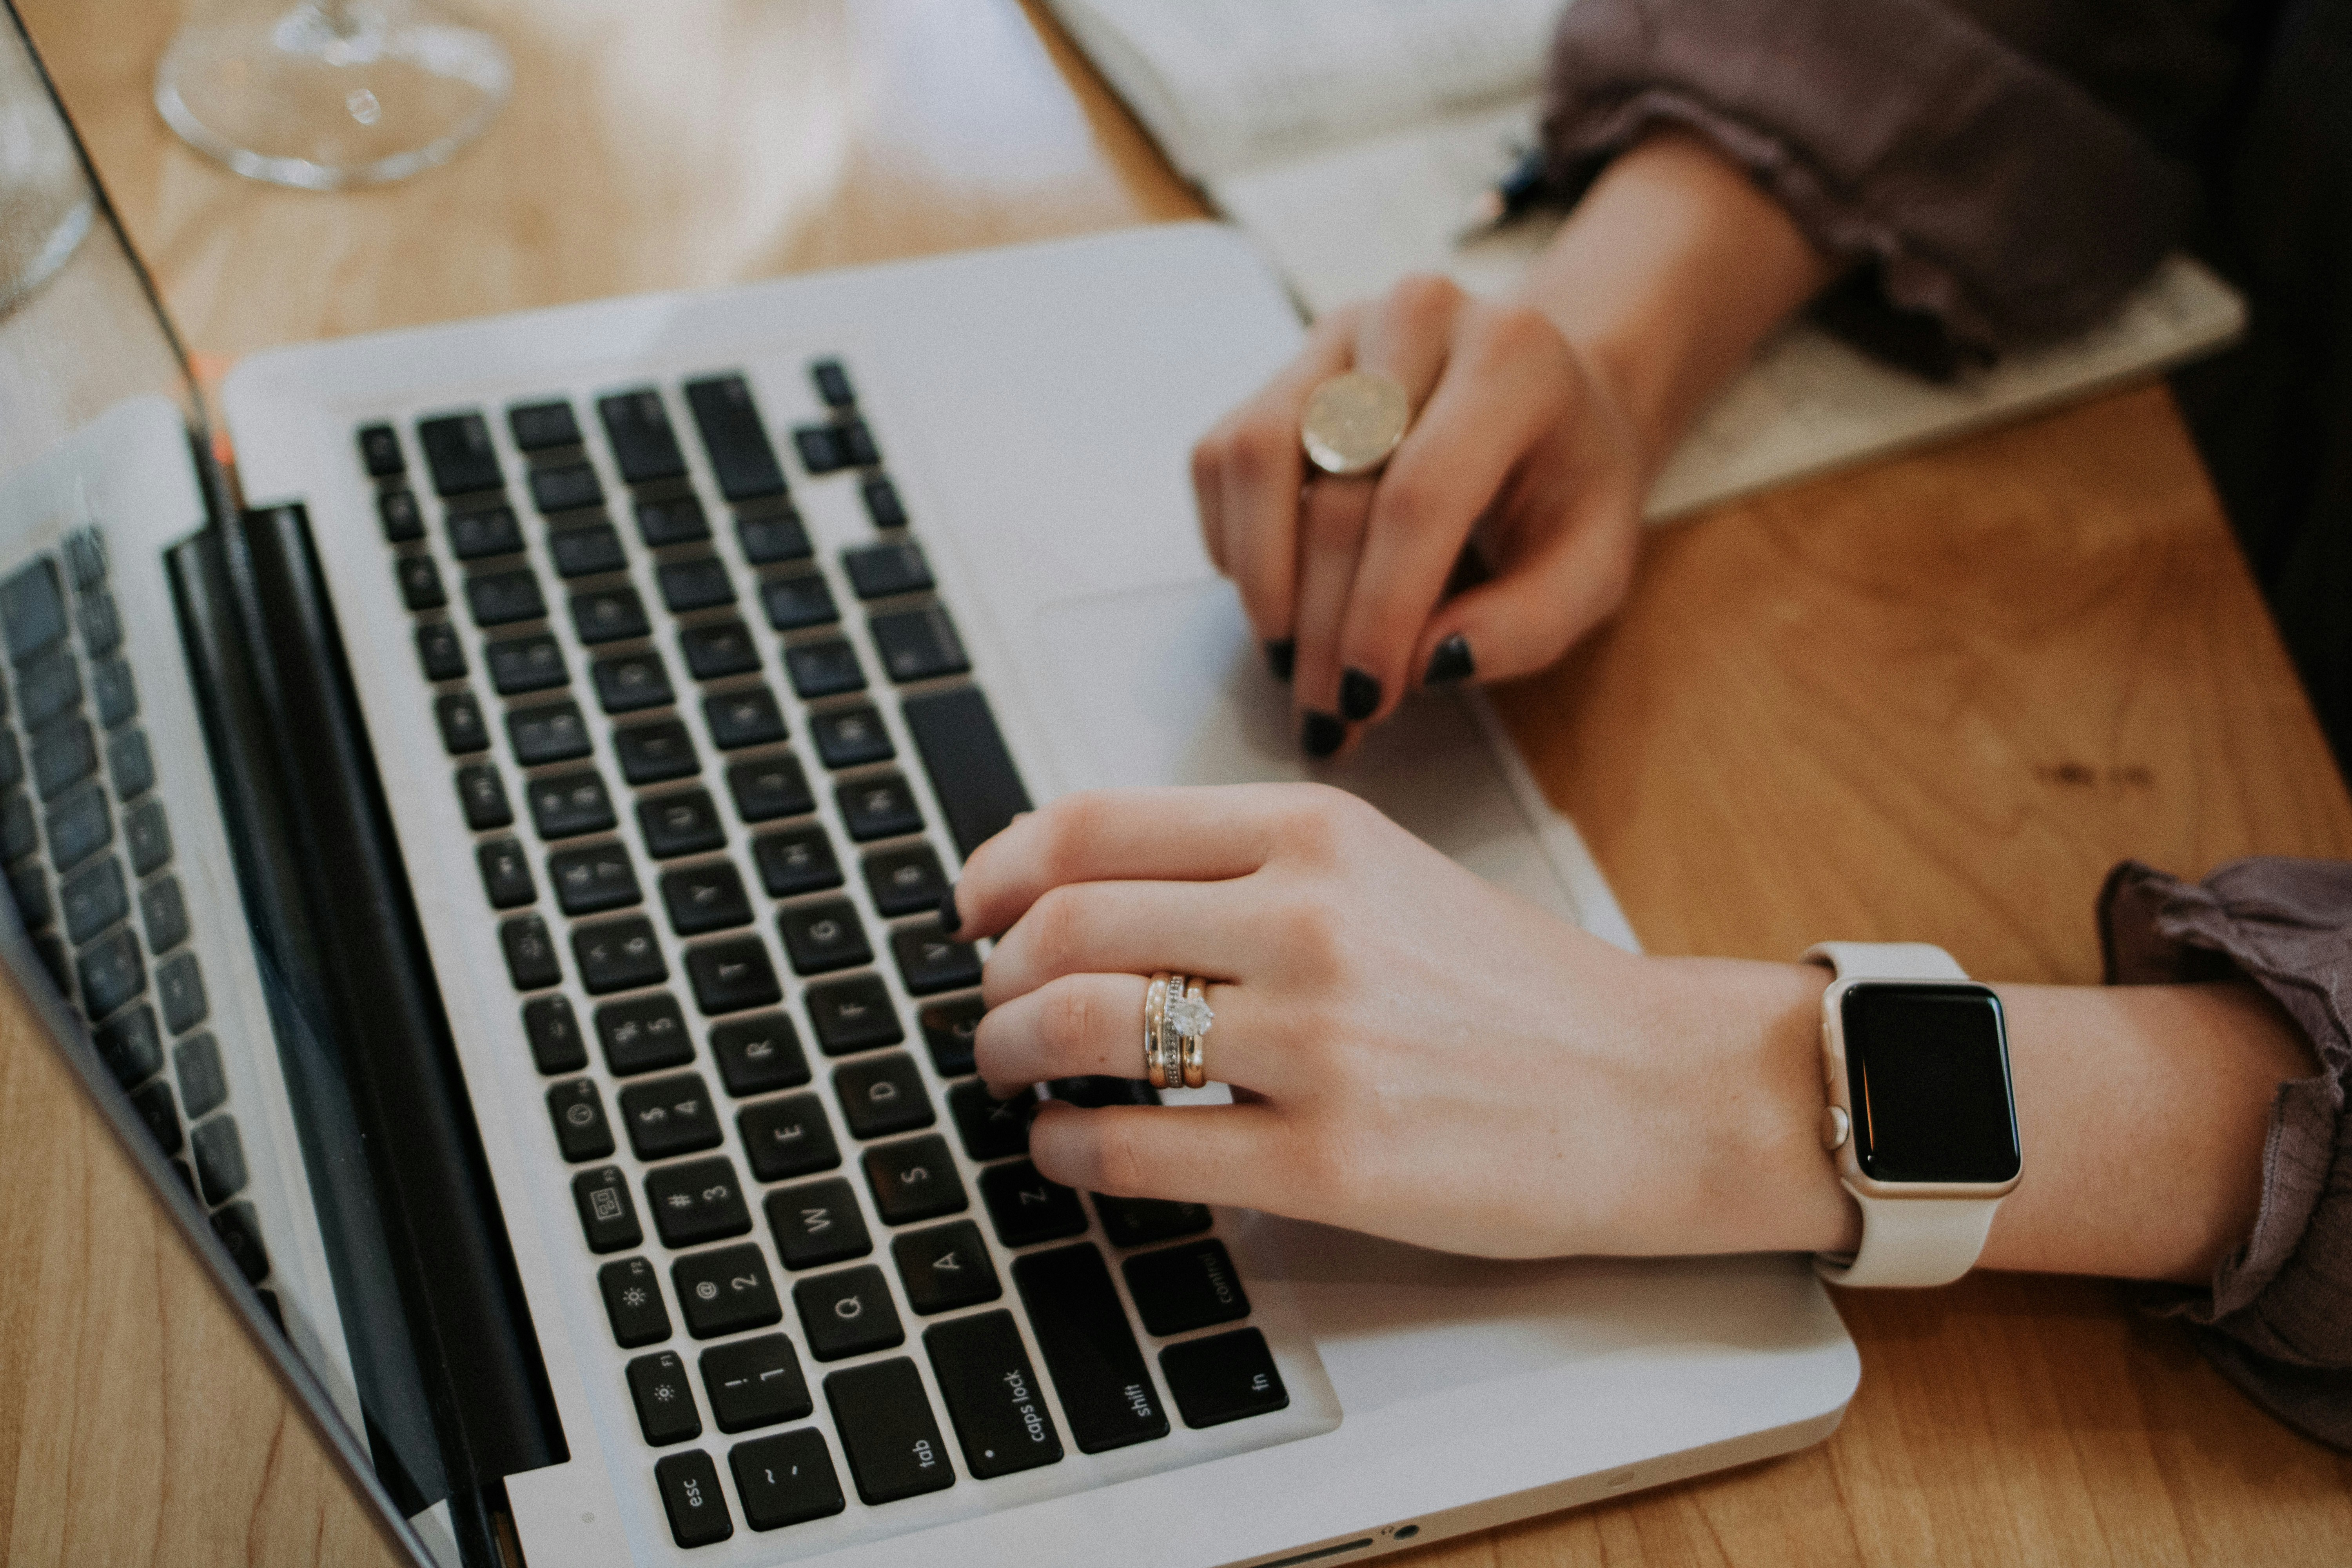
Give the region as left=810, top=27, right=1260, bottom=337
left=1842, top=982, right=2020, bottom=1184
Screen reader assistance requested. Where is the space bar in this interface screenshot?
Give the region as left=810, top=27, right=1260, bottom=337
left=902, top=686, right=1033, bottom=859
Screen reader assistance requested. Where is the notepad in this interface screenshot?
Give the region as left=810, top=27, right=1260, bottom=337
left=1045, top=0, right=2245, bottom=522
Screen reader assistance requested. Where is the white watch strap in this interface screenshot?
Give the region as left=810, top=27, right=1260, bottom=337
left=1805, top=941, right=2004, bottom=1288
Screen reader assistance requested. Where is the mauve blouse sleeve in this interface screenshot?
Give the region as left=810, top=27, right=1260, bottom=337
left=2100, top=857, right=2352, bottom=1450
left=1537, top=0, right=2196, bottom=361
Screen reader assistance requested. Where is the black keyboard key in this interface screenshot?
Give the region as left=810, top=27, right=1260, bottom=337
left=60, top=856, right=126, bottom=946
left=925, top=1310, right=1062, bottom=1478
left=981, top=1162, right=1087, bottom=1249
left=486, top=632, right=566, bottom=695
left=702, top=1334, right=811, bottom=1434
left=838, top=420, right=879, bottom=467
left=527, top=769, right=617, bottom=838
left=808, top=974, right=903, bottom=1056
left=737, top=506, right=812, bottom=566
left=456, top=764, right=513, bottom=829
left=18, top=649, right=78, bottom=728
left=33, top=716, right=98, bottom=800
left=730, top=1429, right=844, bottom=1531
left=837, top=774, right=921, bottom=842
left=661, top=861, right=751, bottom=936
left=812, top=706, right=893, bottom=770
left=892, top=924, right=981, bottom=996
left=752, top=825, right=839, bottom=898
left=77, top=926, right=144, bottom=1020
left=635, top=493, right=711, bottom=548
left=132, top=1078, right=183, bottom=1156
left=9, top=858, right=50, bottom=928
left=1014, top=1244, right=1170, bottom=1453
left=862, top=475, right=909, bottom=531
left=894, top=1221, right=1002, bottom=1316
left=501, top=915, right=562, bottom=990
left=211, top=1202, right=270, bottom=1283
left=759, top=573, right=837, bottom=632
left=62, top=528, right=105, bottom=590
left=1123, top=1240, right=1250, bottom=1336
left=524, top=994, right=588, bottom=1073
left=508, top=399, right=580, bottom=452
left=680, top=618, right=760, bottom=681
left=550, top=520, right=628, bottom=578
left=1093, top=1195, right=1212, bottom=1250
left=548, top=1078, right=615, bottom=1161
left=841, top=542, right=932, bottom=601
left=477, top=838, right=537, bottom=908
left=549, top=840, right=641, bottom=915
left=794, top=1265, right=902, bottom=1361
left=684, top=375, right=788, bottom=501
left=616, top=722, right=700, bottom=786
left=571, top=585, right=650, bottom=644
left=870, top=605, right=970, bottom=684
left=766, top=1176, right=871, bottom=1270
left=0, top=560, right=65, bottom=664
left=654, top=1450, right=733, bottom=1548
left=793, top=424, right=848, bottom=475
left=741, top=1096, right=839, bottom=1183
left=685, top=935, right=782, bottom=1014
left=647, top=1155, right=753, bottom=1248
left=627, top=1350, right=704, bottom=1445
left=33, top=934, right=69, bottom=991
left=89, top=659, right=136, bottom=730
left=124, top=797, right=170, bottom=877
left=810, top=359, right=855, bottom=408
left=948, top=1082, right=1033, bottom=1163
left=713, top=1013, right=809, bottom=1098
left=0, top=733, right=21, bottom=793
left=465, top=567, right=545, bottom=626
left=357, top=423, right=405, bottom=478
left=657, top=557, right=735, bottom=614
left=835, top=1054, right=933, bottom=1139
left=597, top=993, right=694, bottom=1075
left=396, top=554, right=447, bottom=611
left=379, top=489, right=425, bottom=542
left=599, top=1256, right=672, bottom=1348
left=173, top=1031, right=226, bottom=1118
left=904, top=690, right=1028, bottom=862
left=727, top=754, right=814, bottom=824
left=1160, top=1328, right=1287, bottom=1429
left=703, top=686, right=787, bottom=750
left=593, top=650, right=674, bottom=713
left=190, top=1114, right=247, bottom=1203
left=599, top=390, right=690, bottom=485
left=673, top=1244, right=782, bottom=1339
left=574, top=916, right=668, bottom=994
left=0, top=790, right=30, bottom=862
left=863, top=1135, right=966, bottom=1225
left=47, top=787, right=111, bottom=874
left=919, top=997, right=984, bottom=1078
left=784, top=639, right=864, bottom=701
left=825, top=1358, right=953, bottom=1504
left=434, top=693, right=489, bottom=755
left=638, top=788, right=726, bottom=858
left=416, top=622, right=468, bottom=681
left=778, top=898, right=869, bottom=976
left=528, top=461, right=603, bottom=515
left=574, top=1165, right=642, bottom=1252
left=76, top=589, right=121, bottom=657
left=418, top=412, right=502, bottom=496
left=447, top=503, right=524, bottom=560
left=862, top=844, right=944, bottom=917
left=94, top=1004, right=162, bottom=1089
left=619, top=1072, right=723, bottom=1160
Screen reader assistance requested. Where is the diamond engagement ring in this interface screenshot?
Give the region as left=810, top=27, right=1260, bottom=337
left=1168, top=980, right=1214, bottom=1089
left=1300, top=369, right=1410, bottom=477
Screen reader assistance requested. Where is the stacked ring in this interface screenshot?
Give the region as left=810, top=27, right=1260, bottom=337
left=1143, top=973, right=1173, bottom=1089
left=1174, top=979, right=1212, bottom=1089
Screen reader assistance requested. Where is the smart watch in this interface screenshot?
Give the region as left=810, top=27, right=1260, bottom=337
left=1806, top=942, right=2020, bottom=1287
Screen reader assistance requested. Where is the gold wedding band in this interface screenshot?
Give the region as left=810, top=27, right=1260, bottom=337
left=1300, top=370, right=1410, bottom=477
left=1143, top=973, right=1172, bottom=1089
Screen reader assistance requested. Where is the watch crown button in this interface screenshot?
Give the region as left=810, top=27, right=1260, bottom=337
left=1820, top=1104, right=1851, bottom=1152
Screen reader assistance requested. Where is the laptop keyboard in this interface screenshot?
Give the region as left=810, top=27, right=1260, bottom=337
left=0, top=531, right=275, bottom=1301
left=359, top=361, right=1289, bottom=1549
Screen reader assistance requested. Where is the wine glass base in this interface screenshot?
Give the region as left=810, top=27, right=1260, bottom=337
left=155, top=4, right=510, bottom=191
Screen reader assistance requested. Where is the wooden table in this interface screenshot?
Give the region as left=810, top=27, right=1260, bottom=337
left=5, top=2, right=2348, bottom=1564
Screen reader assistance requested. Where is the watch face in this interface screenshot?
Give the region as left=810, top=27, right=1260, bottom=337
left=1842, top=983, right=2020, bottom=1184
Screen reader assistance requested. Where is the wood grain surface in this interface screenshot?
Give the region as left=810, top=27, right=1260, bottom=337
left=3, top=2, right=2348, bottom=1565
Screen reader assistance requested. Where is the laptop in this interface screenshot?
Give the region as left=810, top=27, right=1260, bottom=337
left=0, top=13, right=1855, bottom=1567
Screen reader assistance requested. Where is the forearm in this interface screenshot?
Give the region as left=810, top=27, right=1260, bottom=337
left=1511, top=129, right=1837, bottom=479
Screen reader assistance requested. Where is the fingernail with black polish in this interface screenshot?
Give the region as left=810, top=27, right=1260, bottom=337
left=1264, top=638, right=1296, bottom=682
left=1424, top=633, right=1476, bottom=685
left=1339, top=668, right=1381, bottom=721
left=938, top=882, right=960, bottom=936
left=1301, top=711, right=1345, bottom=758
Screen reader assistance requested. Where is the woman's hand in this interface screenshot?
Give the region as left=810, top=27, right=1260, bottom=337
left=949, top=784, right=1853, bottom=1260
left=1190, top=277, right=1644, bottom=757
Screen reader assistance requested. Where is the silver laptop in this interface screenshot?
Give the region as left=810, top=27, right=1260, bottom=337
left=0, top=15, right=1853, bottom=1567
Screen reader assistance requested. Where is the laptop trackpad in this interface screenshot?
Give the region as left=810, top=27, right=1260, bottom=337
left=1033, top=578, right=1582, bottom=924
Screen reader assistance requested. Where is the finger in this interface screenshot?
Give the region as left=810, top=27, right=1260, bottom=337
left=1216, top=312, right=1361, bottom=651
left=1191, top=412, right=1232, bottom=575
left=1412, top=485, right=1639, bottom=686
left=981, top=880, right=1263, bottom=1005
left=975, top=973, right=1290, bottom=1095
left=949, top=784, right=1303, bottom=939
left=1026, top=1100, right=1288, bottom=1208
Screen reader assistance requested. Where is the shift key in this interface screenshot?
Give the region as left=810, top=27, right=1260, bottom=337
left=1011, top=1243, right=1169, bottom=1453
